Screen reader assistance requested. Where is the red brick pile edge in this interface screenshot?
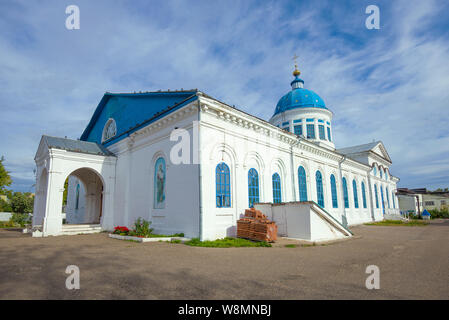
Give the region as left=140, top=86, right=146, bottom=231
left=237, top=208, right=278, bottom=242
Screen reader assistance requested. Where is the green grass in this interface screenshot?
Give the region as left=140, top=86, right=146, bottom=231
left=285, top=244, right=297, bottom=248
left=301, top=243, right=316, bottom=247
left=0, top=221, right=17, bottom=228
left=115, top=232, right=185, bottom=238
left=184, top=237, right=272, bottom=248
left=145, top=232, right=184, bottom=238
left=365, top=219, right=429, bottom=226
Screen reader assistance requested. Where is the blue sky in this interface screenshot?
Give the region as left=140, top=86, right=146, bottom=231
left=1, top=0, right=449, bottom=192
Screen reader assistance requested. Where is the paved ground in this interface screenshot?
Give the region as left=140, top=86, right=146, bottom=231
left=0, top=220, right=448, bottom=299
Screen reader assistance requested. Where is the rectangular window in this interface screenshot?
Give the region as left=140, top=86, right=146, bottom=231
left=294, top=125, right=302, bottom=136
left=327, top=127, right=332, bottom=141
left=307, top=124, right=315, bottom=139
left=293, top=119, right=302, bottom=124
left=282, top=121, right=289, bottom=126
left=441, top=200, right=446, bottom=205
left=425, top=201, right=435, bottom=206
left=319, top=125, right=325, bottom=140
left=283, top=126, right=290, bottom=132
left=306, top=118, right=314, bottom=122
left=318, top=119, right=324, bottom=123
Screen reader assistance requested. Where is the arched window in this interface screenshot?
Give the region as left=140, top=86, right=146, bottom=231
left=353, top=180, right=359, bottom=209
left=380, top=169, right=383, bottom=179
left=298, top=166, right=308, bottom=201
left=272, top=173, right=281, bottom=203
left=75, top=184, right=80, bottom=210
left=373, top=166, right=377, bottom=176
left=102, top=118, right=117, bottom=142
left=248, top=168, right=259, bottom=208
left=385, top=169, right=389, bottom=180
left=330, top=174, right=338, bottom=208
left=154, top=157, right=166, bottom=209
left=361, top=182, right=367, bottom=209
left=374, top=184, right=379, bottom=208
left=386, top=187, right=390, bottom=208
left=342, top=177, right=349, bottom=208
left=380, top=185, right=385, bottom=214
left=216, top=162, right=231, bottom=208
left=316, top=170, right=324, bottom=208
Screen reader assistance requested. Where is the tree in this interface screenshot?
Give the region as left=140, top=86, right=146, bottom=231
left=10, top=192, right=34, bottom=214
left=0, top=156, right=12, bottom=194
left=0, top=198, right=12, bottom=212
left=63, top=178, right=68, bottom=206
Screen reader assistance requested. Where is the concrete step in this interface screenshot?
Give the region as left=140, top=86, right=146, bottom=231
left=61, top=224, right=102, bottom=235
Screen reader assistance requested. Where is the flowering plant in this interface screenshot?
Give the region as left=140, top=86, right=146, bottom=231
left=113, top=226, right=130, bottom=235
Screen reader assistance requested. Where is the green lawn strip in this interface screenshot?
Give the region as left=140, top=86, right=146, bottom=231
left=0, top=221, right=17, bottom=228
left=139, top=232, right=184, bottom=238
left=116, top=232, right=184, bottom=238
left=365, top=219, right=429, bottom=226
left=184, top=237, right=271, bottom=248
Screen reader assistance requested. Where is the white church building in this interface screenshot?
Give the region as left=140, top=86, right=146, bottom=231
left=32, top=65, right=400, bottom=240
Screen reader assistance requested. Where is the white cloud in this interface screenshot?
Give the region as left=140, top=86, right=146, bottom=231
left=0, top=0, right=448, bottom=191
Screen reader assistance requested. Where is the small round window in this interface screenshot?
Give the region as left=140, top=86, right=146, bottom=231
left=102, top=118, right=117, bottom=142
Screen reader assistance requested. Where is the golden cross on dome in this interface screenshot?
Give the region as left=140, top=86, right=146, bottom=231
left=292, top=54, right=299, bottom=65
left=292, top=54, right=301, bottom=76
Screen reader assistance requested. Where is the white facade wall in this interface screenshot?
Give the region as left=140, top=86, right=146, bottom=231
left=33, top=144, right=117, bottom=236
left=104, top=102, right=200, bottom=238
left=35, top=93, right=400, bottom=240
left=66, top=176, right=86, bottom=223
left=197, top=97, right=399, bottom=239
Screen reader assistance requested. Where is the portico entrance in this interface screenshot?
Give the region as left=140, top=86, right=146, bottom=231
left=33, top=135, right=116, bottom=237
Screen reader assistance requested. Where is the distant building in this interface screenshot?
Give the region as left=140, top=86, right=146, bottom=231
left=397, top=188, right=449, bottom=214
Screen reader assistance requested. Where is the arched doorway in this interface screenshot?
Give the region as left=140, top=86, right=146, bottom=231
left=64, top=168, right=104, bottom=225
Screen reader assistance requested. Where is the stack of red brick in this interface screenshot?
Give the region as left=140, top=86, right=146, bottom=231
left=237, top=208, right=278, bottom=242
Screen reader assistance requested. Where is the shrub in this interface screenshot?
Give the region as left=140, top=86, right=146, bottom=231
left=10, top=213, right=31, bottom=227
left=132, top=218, right=153, bottom=237
left=10, top=192, right=34, bottom=214
left=428, top=208, right=449, bottom=219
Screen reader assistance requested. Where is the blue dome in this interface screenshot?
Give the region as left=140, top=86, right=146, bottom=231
left=274, top=87, right=326, bottom=116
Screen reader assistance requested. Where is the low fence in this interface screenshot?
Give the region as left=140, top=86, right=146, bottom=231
left=0, top=212, right=12, bottom=222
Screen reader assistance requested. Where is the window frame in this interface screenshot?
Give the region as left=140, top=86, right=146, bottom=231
left=298, top=166, right=308, bottom=201
left=306, top=124, right=316, bottom=139
left=272, top=173, right=282, bottom=204
left=353, top=180, right=359, bottom=209
left=361, top=181, right=367, bottom=208
left=248, top=168, right=260, bottom=208
left=330, top=174, right=338, bottom=208
left=216, top=162, right=231, bottom=208
left=342, top=177, right=349, bottom=208
left=316, top=170, right=325, bottom=208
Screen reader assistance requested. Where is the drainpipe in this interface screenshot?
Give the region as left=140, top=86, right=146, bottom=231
left=338, top=155, right=348, bottom=227
left=197, top=100, right=203, bottom=240
left=290, top=139, right=300, bottom=201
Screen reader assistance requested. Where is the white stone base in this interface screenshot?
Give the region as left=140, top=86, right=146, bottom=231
left=108, top=233, right=190, bottom=243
